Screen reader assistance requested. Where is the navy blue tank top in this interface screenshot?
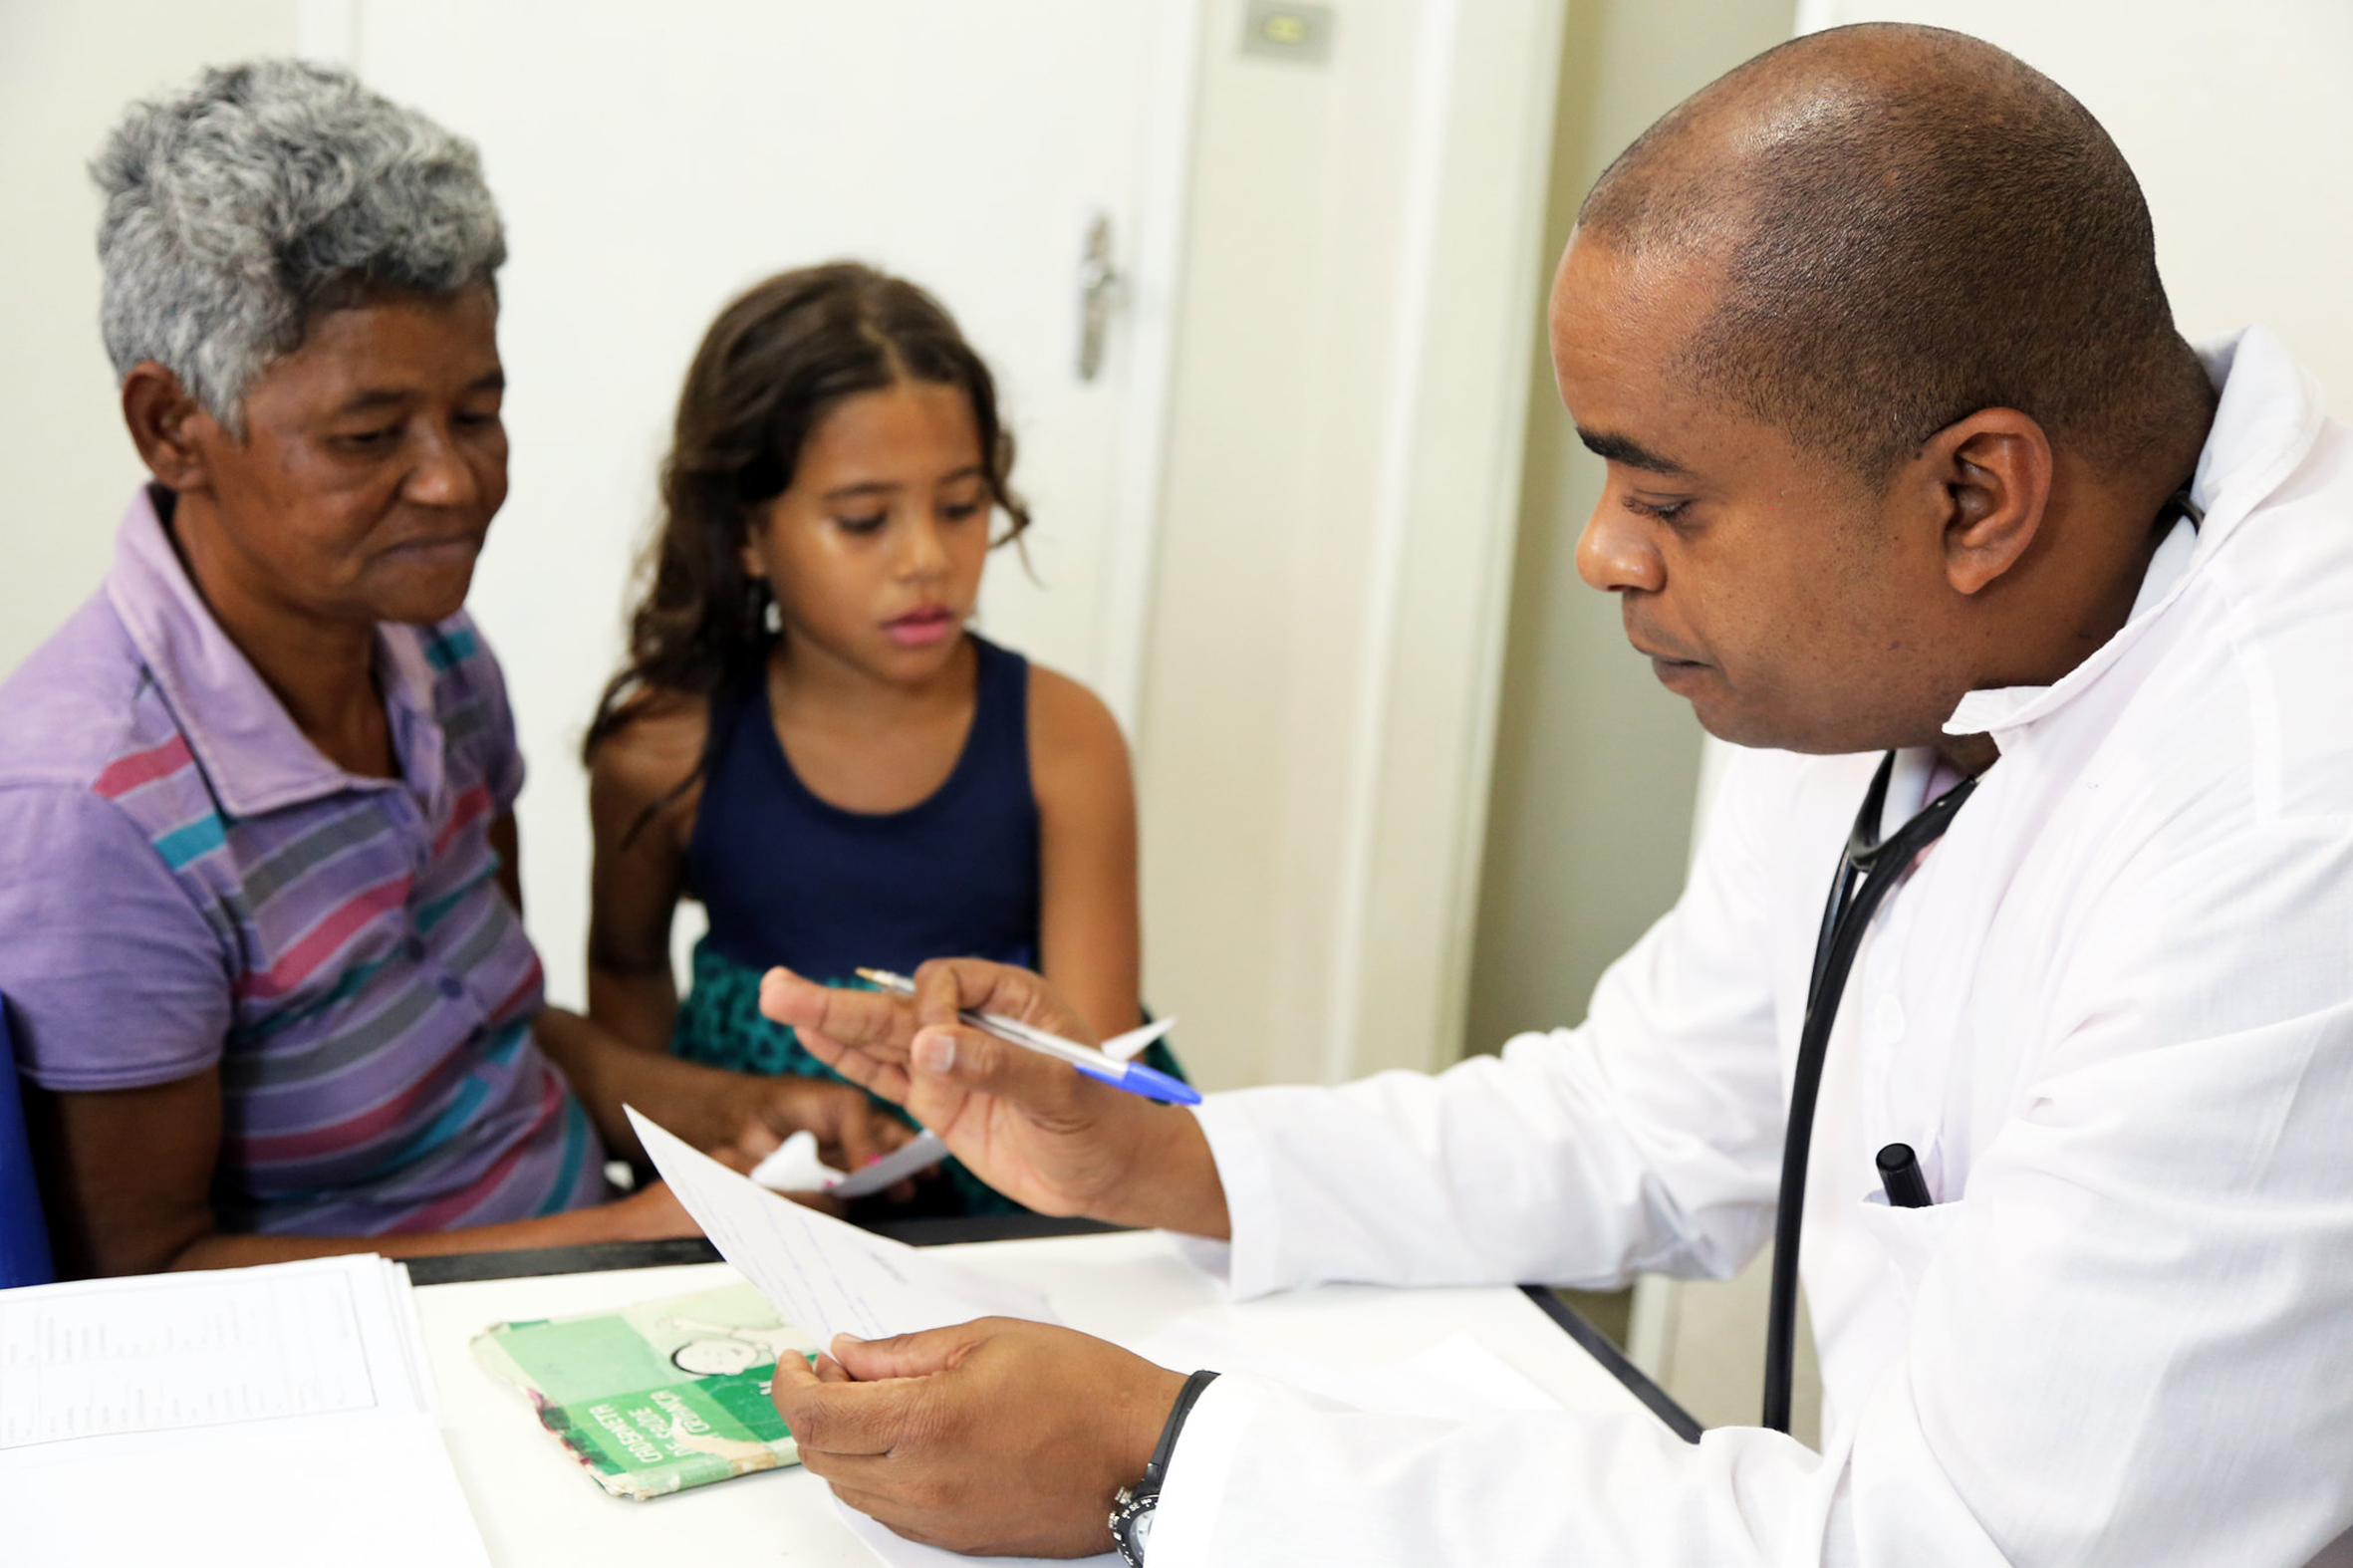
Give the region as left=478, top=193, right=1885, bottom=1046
left=688, top=635, right=1041, bottom=983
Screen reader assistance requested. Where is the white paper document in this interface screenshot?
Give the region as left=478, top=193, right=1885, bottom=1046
left=0, top=1253, right=488, bottom=1567
left=2, top=1260, right=385, bottom=1447
left=631, top=1109, right=1569, bottom=1568
left=629, top=1107, right=1051, bottom=1345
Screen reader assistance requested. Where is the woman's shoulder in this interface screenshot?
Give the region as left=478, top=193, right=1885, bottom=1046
left=0, top=591, right=154, bottom=792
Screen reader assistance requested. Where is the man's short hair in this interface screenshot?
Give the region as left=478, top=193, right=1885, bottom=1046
left=93, top=59, right=505, bottom=435
left=1578, top=24, right=2211, bottom=483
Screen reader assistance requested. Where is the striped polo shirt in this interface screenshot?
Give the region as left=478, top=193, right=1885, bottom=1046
left=0, top=488, right=606, bottom=1235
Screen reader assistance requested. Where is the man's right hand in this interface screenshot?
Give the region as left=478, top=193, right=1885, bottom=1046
left=758, top=959, right=1230, bottom=1238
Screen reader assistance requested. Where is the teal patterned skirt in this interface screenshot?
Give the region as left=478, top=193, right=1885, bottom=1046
left=670, top=939, right=1190, bottom=1218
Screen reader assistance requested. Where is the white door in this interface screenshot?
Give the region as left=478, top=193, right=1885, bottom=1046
left=311, top=1, right=1198, bottom=1005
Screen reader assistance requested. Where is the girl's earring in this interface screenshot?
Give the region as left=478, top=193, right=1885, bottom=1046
left=761, top=583, right=782, bottom=635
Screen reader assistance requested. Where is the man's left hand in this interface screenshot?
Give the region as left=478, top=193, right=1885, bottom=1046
left=772, top=1318, right=1187, bottom=1558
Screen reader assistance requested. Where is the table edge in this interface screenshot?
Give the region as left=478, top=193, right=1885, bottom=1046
left=1515, top=1283, right=1702, bottom=1442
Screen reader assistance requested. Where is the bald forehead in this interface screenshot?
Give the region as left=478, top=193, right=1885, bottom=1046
left=1545, top=230, right=1725, bottom=406
left=1546, top=236, right=1736, bottom=476
left=1547, top=236, right=1715, bottom=344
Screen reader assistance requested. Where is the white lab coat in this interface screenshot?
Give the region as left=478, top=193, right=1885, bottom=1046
left=1151, top=327, right=2353, bottom=1568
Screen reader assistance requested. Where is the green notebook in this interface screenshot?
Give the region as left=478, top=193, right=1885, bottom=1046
left=472, top=1281, right=819, bottom=1500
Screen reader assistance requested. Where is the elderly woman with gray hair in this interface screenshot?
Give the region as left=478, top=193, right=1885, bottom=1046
left=0, top=61, right=901, bottom=1277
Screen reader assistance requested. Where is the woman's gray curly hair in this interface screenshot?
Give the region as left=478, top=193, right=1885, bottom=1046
left=93, top=59, right=505, bottom=435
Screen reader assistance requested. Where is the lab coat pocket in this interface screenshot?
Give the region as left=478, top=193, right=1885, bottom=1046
left=1854, top=1197, right=1965, bottom=1310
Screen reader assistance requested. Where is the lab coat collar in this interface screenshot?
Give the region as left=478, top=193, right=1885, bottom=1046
left=1943, top=325, right=2328, bottom=741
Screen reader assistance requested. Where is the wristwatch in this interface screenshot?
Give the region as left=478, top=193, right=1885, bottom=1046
left=1109, top=1369, right=1219, bottom=1566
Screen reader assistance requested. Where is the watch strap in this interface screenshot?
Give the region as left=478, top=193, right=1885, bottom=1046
left=1143, top=1368, right=1220, bottom=1489
left=1110, top=1368, right=1220, bottom=1566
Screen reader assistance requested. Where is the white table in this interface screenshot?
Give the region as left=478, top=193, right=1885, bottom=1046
left=414, top=1231, right=1671, bottom=1566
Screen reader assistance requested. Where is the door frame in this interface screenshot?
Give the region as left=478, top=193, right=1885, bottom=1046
left=1090, top=0, right=1206, bottom=732
left=1321, top=0, right=1574, bottom=1080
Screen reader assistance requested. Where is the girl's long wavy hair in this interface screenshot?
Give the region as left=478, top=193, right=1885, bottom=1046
left=583, top=263, right=1029, bottom=777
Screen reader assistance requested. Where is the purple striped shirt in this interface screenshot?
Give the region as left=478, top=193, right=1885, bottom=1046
left=0, top=488, right=606, bottom=1235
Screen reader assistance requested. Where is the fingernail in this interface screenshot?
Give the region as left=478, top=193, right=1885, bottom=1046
left=835, top=1333, right=867, bottom=1347
left=914, top=1030, right=955, bottom=1074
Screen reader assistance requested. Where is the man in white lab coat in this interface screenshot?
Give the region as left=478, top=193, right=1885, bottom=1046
left=759, top=23, right=2353, bottom=1567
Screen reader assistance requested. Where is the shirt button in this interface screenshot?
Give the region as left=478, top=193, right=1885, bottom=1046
left=436, top=975, right=465, bottom=1001
left=1872, top=995, right=1906, bottom=1045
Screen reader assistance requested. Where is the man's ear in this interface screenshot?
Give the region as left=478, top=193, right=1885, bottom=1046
left=121, top=361, right=221, bottom=493
left=1923, top=407, right=2053, bottom=597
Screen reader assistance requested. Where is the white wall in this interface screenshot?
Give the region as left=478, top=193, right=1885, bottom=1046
left=0, top=1, right=299, bottom=679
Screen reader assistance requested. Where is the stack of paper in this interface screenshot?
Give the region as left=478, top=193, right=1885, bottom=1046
left=0, top=1253, right=488, bottom=1567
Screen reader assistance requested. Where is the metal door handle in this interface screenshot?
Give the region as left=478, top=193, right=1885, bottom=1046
left=1077, top=212, right=1122, bottom=382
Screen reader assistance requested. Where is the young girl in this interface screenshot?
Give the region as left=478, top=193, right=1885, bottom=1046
left=582, top=263, right=1178, bottom=1215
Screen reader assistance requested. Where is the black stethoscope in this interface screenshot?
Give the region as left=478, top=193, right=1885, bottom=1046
left=1762, top=750, right=1977, bottom=1432
left=1758, top=488, right=2203, bottom=1434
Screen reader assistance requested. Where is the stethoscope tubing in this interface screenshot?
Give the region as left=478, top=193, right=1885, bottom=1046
left=1762, top=752, right=1979, bottom=1433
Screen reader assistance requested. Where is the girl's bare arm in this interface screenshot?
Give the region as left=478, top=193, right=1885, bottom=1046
left=1027, top=665, right=1145, bottom=1044
left=586, top=697, right=708, bottom=1054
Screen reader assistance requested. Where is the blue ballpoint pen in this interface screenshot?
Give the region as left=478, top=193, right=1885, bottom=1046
left=854, top=968, right=1199, bottom=1106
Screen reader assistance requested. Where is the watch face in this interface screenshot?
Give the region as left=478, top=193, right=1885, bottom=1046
left=1134, top=1509, right=1155, bottom=1551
